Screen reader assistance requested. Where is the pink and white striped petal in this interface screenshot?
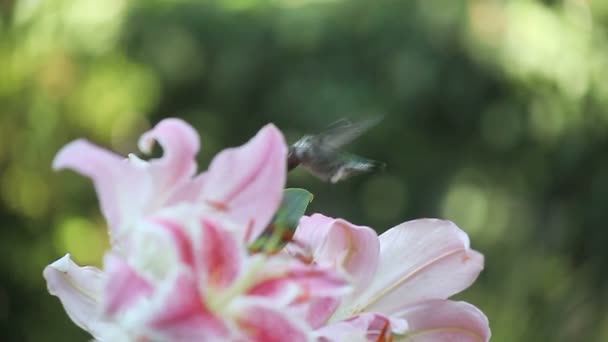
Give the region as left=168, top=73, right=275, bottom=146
left=248, top=265, right=351, bottom=302
left=349, top=219, right=484, bottom=315
left=102, top=254, right=153, bottom=316
left=198, top=217, right=244, bottom=288
left=145, top=272, right=229, bottom=341
left=201, top=124, right=287, bottom=242
left=393, top=300, right=490, bottom=342
left=233, top=298, right=312, bottom=342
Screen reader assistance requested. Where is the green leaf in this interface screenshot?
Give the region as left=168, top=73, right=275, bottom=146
left=273, top=188, right=314, bottom=229
left=249, top=188, right=314, bottom=253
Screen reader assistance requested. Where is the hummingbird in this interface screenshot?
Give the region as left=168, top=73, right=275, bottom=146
left=287, top=117, right=385, bottom=183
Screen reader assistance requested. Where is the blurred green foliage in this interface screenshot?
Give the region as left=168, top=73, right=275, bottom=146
left=1, top=0, right=608, bottom=340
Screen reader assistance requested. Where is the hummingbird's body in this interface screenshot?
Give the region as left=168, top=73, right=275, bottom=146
left=287, top=118, right=385, bottom=183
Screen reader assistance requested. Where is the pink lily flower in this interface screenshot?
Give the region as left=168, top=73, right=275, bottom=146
left=288, top=214, right=491, bottom=342
left=45, top=209, right=350, bottom=341
left=44, top=119, right=349, bottom=340
left=110, top=208, right=351, bottom=341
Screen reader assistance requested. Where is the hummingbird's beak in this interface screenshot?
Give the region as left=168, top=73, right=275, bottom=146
left=287, top=148, right=300, bottom=171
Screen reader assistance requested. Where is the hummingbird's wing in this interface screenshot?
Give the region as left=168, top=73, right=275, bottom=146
left=313, top=117, right=383, bottom=150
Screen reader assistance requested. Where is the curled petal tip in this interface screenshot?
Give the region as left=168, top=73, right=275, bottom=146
left=138, top=118, right=200, bottom=156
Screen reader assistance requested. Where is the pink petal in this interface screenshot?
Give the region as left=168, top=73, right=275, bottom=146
left=234, top=299, right=311, bottom=342
left=294, top=214, right=380, bottom=292
left=43, top=254, right=112, bottom=338
left=53, top=119, right=202, bottom=237
left=201, top=124, right=287, bottom=242
left=246, top=276, right=300, bottom=303
left=248, top=262, right=350, bottom=329
left=248, top=266, right=350, bottom=303
left=138, top=118, right=201, bottom=201
left=315, top=312, right=408, bottom=342
left=147, top=272, right=228, bottom=341
left=53, top=140, right=149, bottom=235
left=305, top=297, right=340, bottom=329
left=348, top=219, right=484, bottom=315
left=166, top=173, right=206, bottom=205
left=154, top=217, right=196, bottom=269
left=292, top=214, right=336, bottom=253
left=394, top=300, right=490, bottom=342
left=103, top=254, right=153, bottom=315
left=285, top=267, right=352, bottom=300
left=198, top=218, right=244, bottom=288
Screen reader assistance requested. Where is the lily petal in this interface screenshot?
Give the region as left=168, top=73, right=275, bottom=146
left=53, top=119, right=202, bottom=238
left=294, top=214, right=380, bottom=292
left=316, top=312, right=408, bottom=342
left=43, top=254, right=111, bottom=338
left=198, top=217, right=244, bottom=288
left=103, top=254, right=153, bottom=316
left=249, top=265, right=351, bottom=301
left=53, top=140, right=149, bottom=235
left=349, top=219, right=484, bottom=315
left=138, top=118, right=201, bottom=202
left=201, top=124, right=287, bottom=242
left=292, top=214, right=336, bottom=254
left=233, top=298, right=311, bottom=342
left=394, top=300, right=490, bottom=342
left=146, top=272, right=229, bottom=341
left=304, top=297, right=341, bottom=329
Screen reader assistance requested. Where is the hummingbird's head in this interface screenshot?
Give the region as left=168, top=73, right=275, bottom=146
left=291, top=135, right=314, bottom=157
left=287, top=135, right=314, bottom=171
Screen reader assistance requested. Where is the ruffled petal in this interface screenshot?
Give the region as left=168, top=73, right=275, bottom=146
left=394, top=300, right=490, bottom=342
left=294, top=214, right=380, bottom=293
left=292, top=214, right=336, bottom=254
left=315, top=312, right=407, bottom=342
left=53, top=140, right=149, bottom=235
left=347, top=219, right=484, bottom=315
left=201, top=124, right=287, bottom=242
left=43, top=254, right=112, bottom=338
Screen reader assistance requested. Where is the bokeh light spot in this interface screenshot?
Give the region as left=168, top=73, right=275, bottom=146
left=441, top=169, right=489, bottom=234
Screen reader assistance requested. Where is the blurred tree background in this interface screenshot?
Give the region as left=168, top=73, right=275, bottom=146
left=1, top=0, right=608, bottom=340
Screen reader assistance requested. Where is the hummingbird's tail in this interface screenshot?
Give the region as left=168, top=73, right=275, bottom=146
left=361, top=159, right=386, bottom=172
